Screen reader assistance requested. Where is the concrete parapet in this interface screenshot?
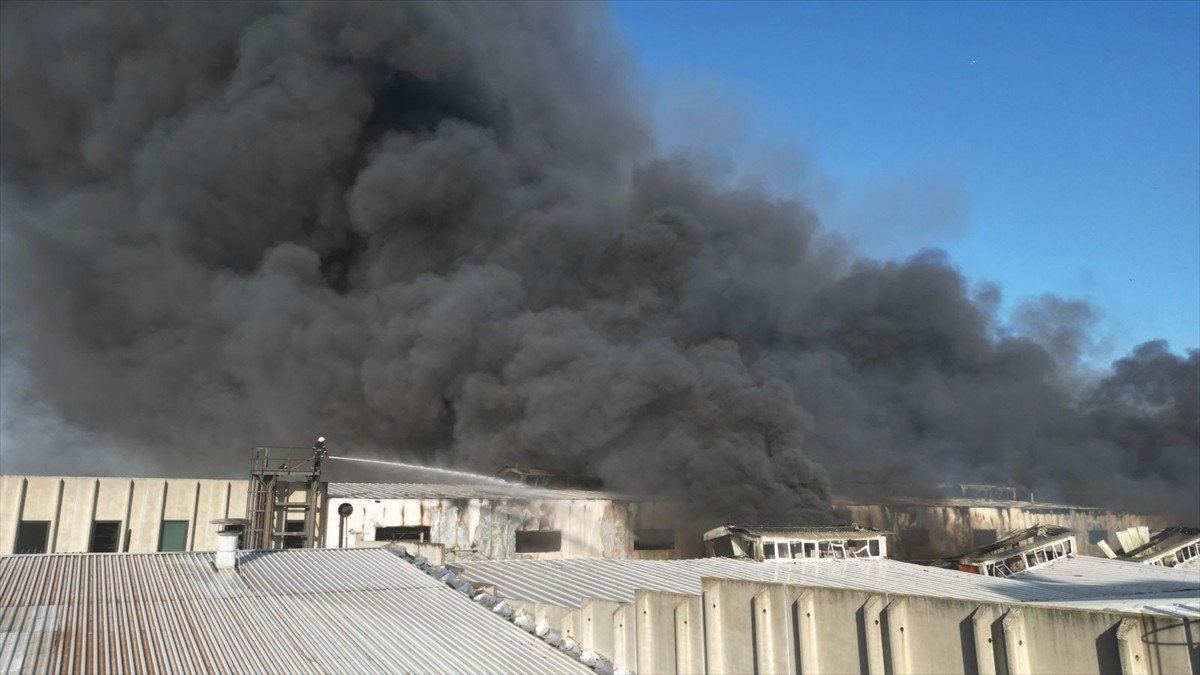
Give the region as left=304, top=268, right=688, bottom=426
left=685, top=578, right=1194, bottom=675
left=636, top=590, right=704, bottom=674
left=884, top=595, right=1004, bottom=674
left=581, top=598, right=637, bottom=671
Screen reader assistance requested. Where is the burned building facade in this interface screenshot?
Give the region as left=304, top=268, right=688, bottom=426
left=834, top=487, right=1172, bottom=561
left=324, top=482, right=701, bottom=561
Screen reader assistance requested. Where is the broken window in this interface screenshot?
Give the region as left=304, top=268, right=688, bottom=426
left=1088, top=529, right=1107, bottom=545
left=761, top=541, right=778, bottom=559
left=707, top=536, right=736, bottom=558
left=515, top=530, right=562, bottom=553
left=375, top=526, right=431, bottom=542
left=89, top=521, right=121, bottom=553
left=633, top=529, right=675, bottom=551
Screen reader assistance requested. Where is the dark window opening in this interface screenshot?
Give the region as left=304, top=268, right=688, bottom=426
left=708, top=536, right=735, bottom=558
left=634, top=528, right=676, bottom=551
left=515, top=530, right=562, bottom=553
left=282, top=520, right=306, bottom=549
left=14, top=521, right=50, bottom=554
left=90, top=521, right=121, bottom=553
left=972, top=529, right=997, bottom=548
left=375, top=526, right=431, bottom=542
left=159, top=521, right=189, bottom=552
left=1088, top=529, right=1108, bottom=545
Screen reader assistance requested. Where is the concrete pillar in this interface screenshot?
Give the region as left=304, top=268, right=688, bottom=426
left=636, top=590, right=702, bottom=674
left=534, top=603, right=578, bottom=643
left=863, top=594, right=889, bottom=675
left=1002, top=608, right=1031, bottom=675
left=883, top=596, right=911, bottom=675
left=795, top=589, right=820, bottom=675
left=675, top=594, right=705, bottom=675
left=580, top=598, right=623, bottom=665
left=702, top=579, right=755, bottom=675
left=754, top=585, right=796, bottom=674
left=970, top=605, right=998, bottom=675
left=613, top=602, right=637, bottom=672
left=1116, top=618, right=1149, bottom=675
left=702, top=578, right=797, bottom=674
left=48, top=479, right=64, bottom=553
left=122, top=480, right=135, bottom=552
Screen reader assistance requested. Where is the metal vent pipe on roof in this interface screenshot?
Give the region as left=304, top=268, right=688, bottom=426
left=211, top=518, right=248, bottom=570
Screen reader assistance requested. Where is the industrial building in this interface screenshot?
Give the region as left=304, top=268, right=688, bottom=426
left=0, top=475, right=247, bottom=555
left=3, top=520, right=1196, bottom=675
left=324, top=482, right=701, bottom=561
left=835, top=485, right=1171, bottom=560
left=454, top=552, right=1200, bottom=674
left=4, top=472, right=1174, bottom=565
left=3, top=458, right=1197, bottom=674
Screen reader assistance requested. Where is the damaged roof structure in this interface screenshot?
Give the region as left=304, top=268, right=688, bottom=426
left=325, top=482, right=702, bottom=561
left=945, top=524, right=1078, bottom=577
left=703, top=524, right=889, bottom=561
left=1104, top=525, right=1200, bottom=568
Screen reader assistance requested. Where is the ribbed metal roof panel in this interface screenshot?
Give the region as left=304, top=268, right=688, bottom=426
left=328, top=482, right=635, bottom=502
left=1009, top=553, right=1200, bottom=591
left=0, top=549, right=590, bottom=674
left=1009, top=554, right=1200, bottom=616
left=458, top=557, right=1070, bottom=607
left=459, top=555, right=1200, bottom=613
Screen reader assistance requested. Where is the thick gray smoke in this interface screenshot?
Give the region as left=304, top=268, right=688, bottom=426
left=1, top=2, right=1196, bottom=524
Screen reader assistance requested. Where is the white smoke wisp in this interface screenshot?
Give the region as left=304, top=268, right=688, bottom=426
left=330, top=456, right=515, bottom=486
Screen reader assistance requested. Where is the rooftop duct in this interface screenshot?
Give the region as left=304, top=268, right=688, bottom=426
left=211, top=518, right=249, bottom=570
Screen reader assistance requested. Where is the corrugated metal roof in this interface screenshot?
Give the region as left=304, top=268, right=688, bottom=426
left=0, top=548, right=591, bottom=675
left=1009, top=554, right=1200, bottom=617
left=457, top=557, right=1077, bottom=607
left=328, top=482, right=636, bottom=502
left=458, top=555, right=1200, bottom=615
left=1010, top=553, right=1200, bottom=590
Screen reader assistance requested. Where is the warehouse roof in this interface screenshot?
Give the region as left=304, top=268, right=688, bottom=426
left=329, top=482, right=637, bottom=502
left=457, top=556, right=1063, bottom=606
left=0, top=548, right=590, bottom=675
left=457, top=555, right=1200, bottom=616
left=1011, top=554, right=1200, bottom=616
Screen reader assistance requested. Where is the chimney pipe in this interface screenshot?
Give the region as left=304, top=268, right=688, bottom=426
left=210, top=518, right=249, bottom=570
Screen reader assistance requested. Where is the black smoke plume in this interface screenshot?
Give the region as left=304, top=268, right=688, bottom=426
left=1, top=2, right=1196, bottom=523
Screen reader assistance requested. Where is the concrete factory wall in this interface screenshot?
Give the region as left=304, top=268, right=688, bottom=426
left=535, top=580, right=1197, bottom=674
left=836, top=499, right=1172, bottom=561
left=0, top=475, right=248, bottom=554
left=324, top=495, right=703, bottom=560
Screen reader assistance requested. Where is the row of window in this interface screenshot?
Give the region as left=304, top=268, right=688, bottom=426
left=761, top=537, right=885, bottom=561
left=13, top=520, right=189, bottom=554
left=373, top=526, right=677, bottom=552
left=13, top=519, right=678, bottom=554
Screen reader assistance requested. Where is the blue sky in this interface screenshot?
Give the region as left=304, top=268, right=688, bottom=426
left=610, top=0, right=1200, bottom=362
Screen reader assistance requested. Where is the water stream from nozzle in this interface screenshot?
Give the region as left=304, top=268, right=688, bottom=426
left=328, top=456, right=516, bottom=486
